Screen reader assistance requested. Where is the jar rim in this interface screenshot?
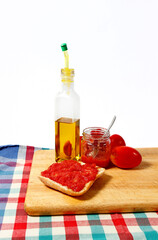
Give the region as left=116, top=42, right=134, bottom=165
left=82, top=127, right=110, bottom=140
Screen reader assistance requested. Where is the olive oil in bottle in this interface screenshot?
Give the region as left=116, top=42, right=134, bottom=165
left=55, top=117, right=80, bottom=161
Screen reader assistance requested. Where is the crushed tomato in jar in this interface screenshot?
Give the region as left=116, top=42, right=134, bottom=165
left=81, top=127, right=111, bottom=168
left=41, top=160, right=98, bottom=192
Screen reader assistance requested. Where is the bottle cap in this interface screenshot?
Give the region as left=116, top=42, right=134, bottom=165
left=61, top=43, right=68, bottom=51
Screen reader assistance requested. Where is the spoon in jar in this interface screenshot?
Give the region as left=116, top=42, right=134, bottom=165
left=89, top=115, right=116, bottom=158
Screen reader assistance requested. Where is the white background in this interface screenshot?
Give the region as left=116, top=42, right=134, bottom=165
left=0, top=0, right=158, bottom=149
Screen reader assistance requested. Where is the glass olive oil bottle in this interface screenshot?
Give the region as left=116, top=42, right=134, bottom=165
left=55, top=44, right=80, bottom=161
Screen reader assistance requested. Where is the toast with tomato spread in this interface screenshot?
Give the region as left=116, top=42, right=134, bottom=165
left=39, top=160, right=105, bottom=196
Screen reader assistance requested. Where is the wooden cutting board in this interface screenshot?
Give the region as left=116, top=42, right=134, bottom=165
left=24, top=148, right=158, bottom=216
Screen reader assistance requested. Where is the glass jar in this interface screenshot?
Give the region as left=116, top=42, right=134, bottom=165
left=81, top=127, right=111, bottom=168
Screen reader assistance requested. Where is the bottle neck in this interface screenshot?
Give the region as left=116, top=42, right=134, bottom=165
left=61, top=68, right=75, bottom=92
left=61, top=80, right=74, bottom=92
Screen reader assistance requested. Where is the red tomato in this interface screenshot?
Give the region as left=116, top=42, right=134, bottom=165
left=110, top=146, right=142, bottom=169
left=63, top=140, right=72, bottom=157
left=110, top=134, right=126, bottom=151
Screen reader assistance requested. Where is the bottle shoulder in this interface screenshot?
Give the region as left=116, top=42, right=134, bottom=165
left=54, top=88, right=80, bottom=120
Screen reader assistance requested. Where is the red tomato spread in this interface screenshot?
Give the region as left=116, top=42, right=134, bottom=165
left=41, top=160, right=98, bottom=192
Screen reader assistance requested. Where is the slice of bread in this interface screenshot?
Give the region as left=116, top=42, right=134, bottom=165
left=39, top=162, right=105, bottom=196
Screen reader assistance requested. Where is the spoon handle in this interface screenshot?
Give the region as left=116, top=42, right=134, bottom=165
left=107, top=115, right=116, bottom=132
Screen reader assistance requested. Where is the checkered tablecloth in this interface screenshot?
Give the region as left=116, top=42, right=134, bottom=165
left=0, top=145, right=158, bottom=240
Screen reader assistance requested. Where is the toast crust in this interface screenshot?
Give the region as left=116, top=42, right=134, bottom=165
left=39, top=162, right=105, bottom=196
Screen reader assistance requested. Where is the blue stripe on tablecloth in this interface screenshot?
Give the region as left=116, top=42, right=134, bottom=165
left=134, top=213, right=158, bottom=240
left=0, top=188, right=10, bottom=194
left=0, top=171, right=18, bottom=175
left=39, top=216, right=52, bottom=240
left=0, top=145, right=19, bottom=159
left=0, top=203, right=6, bottom=230
left=0, top=209, right=16, bottom=216
left=0, top=145, right=19, bottom=230
left=87, top=214, right=107, bottom=240
left=0, top=188, right=21, bottom=193
left=0, top=188, right=20, bottom=198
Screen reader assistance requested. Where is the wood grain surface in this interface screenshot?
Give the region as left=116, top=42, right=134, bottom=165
left=24, top=148, right=158, bottom=216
